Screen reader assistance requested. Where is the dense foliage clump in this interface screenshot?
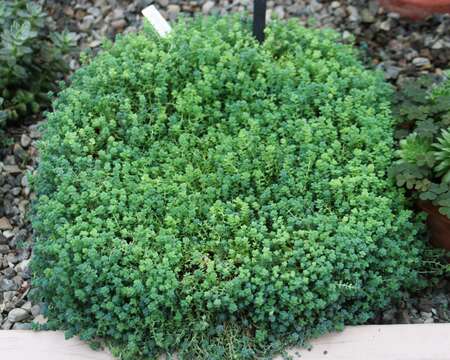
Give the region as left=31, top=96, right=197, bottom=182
left=391, top=75, right=450, bottom=217
left=32, top=16, right=427, bottom=359
left=0, top=0, right=75, bottom=139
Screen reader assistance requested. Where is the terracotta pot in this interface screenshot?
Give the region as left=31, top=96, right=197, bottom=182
left=417, top=200, right=450, bottom=251
left=379, top=0, right=450, bottom=19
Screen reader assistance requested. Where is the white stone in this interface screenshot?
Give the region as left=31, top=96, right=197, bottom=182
left=202, top=1, right=215, bottom=14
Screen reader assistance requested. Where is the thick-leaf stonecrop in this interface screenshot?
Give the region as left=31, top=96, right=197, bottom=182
left=390, top=76, right=450, bottom=218
left=0, top=0, right=75, bottom=139
left=32, top=16, right=427, bottom=359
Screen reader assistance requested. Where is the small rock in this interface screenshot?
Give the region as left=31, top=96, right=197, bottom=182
left=437, top=308, right=449, bottom=321
left=13, top=144, right=28, bottom=162
left=361, top=9, right=375, bottom=23
left=202, top=1, right=215, bottom=14
left=8, top=308, right=29, bottom=323
left=330, top=1, right=341, bottom=9
left=3, top=155, right=15, bottom=165
left=20, top=175, right=28, bottom=188
left=21, top=301, right=32, bottom=312
left=15, top=259, right=31, bottom=274
left=157, top=0, right=169, bottom=7
left=418, top=298, right=433, bottom=312
left=111, top=19, right=127, bottom=31
left=1, top=320, right=13, bottom=330
left=167, top=4, right=180, bottom=20
left=382, top=308, right=397, bottom=323
left=347, top=6, right=360, bottom=22
left=79, top=15, right=95, bottom=32
left=397, top=309, right=411, bottom=324
left=87, top=6, right=101, bottom=18
left=421, top=311, right=433, bottom=320
left=20, top=134, right=32, bottom=148
left=12, top=275, right=24, bottom=287
left=3, top=165, right=21, bottom=175
left=379, top=19, right=392, bottom=31
left=0, top=278, right=18, bottom=291
left=3, top=268, right=15, bottom=279
left=111, top=8, right=125, bottom=21
left=309, top=0, right=323, bottom=12
left=384, top=65, right=402, bottom=80
left=342, top=31, right=353, bottom=42
left=287, top=3, right=304, bottom=16
left=31, top=304, right=41, bottom=317
left=432, top=40, right=445, bottom=50
left=274, top=6, right=285, bottom=19
left=63, top=6, right=74, bottom=17
left=3, top=291, right=16, bottom=302
left=0, top=244, right=9, bottom=254
left=0, top=217, right=13, bottom=230
left=12, top=322, right=33, bottom=330
left=89, top=40, right=102, bottom=48
left=412, top=57, right=431, bottom=67
left=3, top=230, right=15, bottom=239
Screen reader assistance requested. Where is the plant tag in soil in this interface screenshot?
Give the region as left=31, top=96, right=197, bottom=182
left=142, top=5, right=172, bottom=37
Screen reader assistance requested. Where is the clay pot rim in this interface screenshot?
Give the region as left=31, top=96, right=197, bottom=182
left=416, top=200, right=450, bottom=224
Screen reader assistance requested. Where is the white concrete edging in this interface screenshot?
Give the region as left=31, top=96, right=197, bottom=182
left=1, top=324, right=449, bottom=360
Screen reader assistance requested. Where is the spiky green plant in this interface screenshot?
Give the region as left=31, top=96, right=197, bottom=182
left=391, top=75, right=450, bottom=218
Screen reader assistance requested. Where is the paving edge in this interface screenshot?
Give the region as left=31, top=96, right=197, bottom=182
left=1, top=324, right=450, bottom=360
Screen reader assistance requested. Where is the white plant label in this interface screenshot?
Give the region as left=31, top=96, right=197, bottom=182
left=142, top=5, right=172, bottom=37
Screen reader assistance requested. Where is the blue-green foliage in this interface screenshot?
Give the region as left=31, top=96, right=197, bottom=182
left=390, top=76, right=450, bottom=218
left=32, top=16, right=426, bottom=359
left=0, top=0, right=75, bottom=142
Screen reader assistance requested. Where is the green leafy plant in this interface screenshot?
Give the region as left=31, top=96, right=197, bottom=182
left=0, top=0, right=76, bottom=140
left=390, top=75, right=450, bottom=218
left=32, top=16, right=428, bottom=359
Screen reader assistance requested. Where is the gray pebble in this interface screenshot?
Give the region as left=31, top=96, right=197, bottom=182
left=3, top=230, right=15, bottom=239
left=79, top=15, right=96, bottom=32
left=21, top=301, right=32, bottom=312
left=12, top=322, right=33, bottom=330
left=1, top=320, right=13, bottom=330
left=27, top=126, right=40, bottom=139
left=157, top=0, right=169, bottom=8
left=31, top=304, right=41, bottom=317
left=167, top=4, right=180, bottom=20
left=20, top=134, right=32, bottom=148
left=8, top=308, right=30, bottom=323
left=0, top=278, right=18, bottom=291
left=0, top=244, right=9, bottom=254
left=413, top=57, right=431, bottom=67
left=202, top=1, right=215, bottom=14
left=111, top=19, right=127, bottom=31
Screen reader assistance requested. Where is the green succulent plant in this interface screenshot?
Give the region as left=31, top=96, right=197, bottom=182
left=0, top=0, right=76, bottom=142
left=391, top=75, right=450, bottom=218
left=434, top=129, right=450, bottom=183
left=32, top=16, right=428, bottom=359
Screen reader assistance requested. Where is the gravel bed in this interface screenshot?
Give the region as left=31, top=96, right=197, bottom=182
left=1, top=0, right=449, bottom=331
left=0, top=124, right=46, bottom=329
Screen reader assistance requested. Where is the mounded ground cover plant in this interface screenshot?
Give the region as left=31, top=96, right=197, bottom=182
left=32, top=16, right=429, bottom=359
